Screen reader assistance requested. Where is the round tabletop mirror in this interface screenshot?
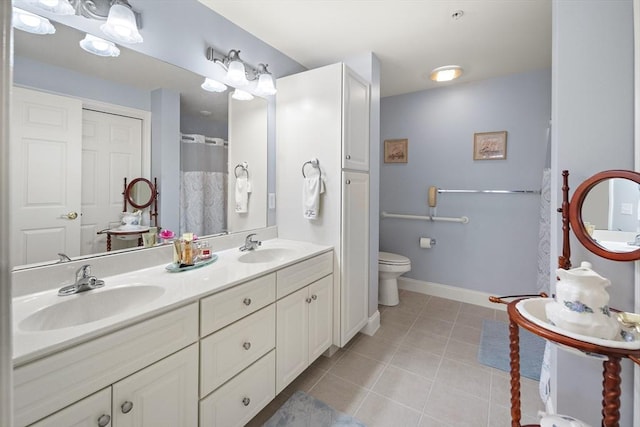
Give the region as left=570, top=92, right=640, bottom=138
left=125, top=178, right=156, bottom=210
left=569, top=169, right=640, bottom=261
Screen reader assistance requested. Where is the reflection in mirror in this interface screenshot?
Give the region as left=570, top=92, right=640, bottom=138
left=126, top=178, right=156, bottom=210
left=12, top=18, right=268, bottom=269
left=569, top=170, right=640, bottom=261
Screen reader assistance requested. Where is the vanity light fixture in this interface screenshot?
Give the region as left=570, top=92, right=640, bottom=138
left=429, top=65, right=463, bottom=82
left=232, top=89, right=254, bottom=101
left=206, top=47, right=277, bottom=96
left=26, top=0, right=74, bottom=15
left=201, top=77, right=227, bottom=93
left=100, top=2, right=143, bottom=44
left=79, top=33, right=120, bottom=57
left=12, top=7, right=56, bottom=34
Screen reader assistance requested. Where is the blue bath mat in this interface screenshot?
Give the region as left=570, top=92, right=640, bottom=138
left=263, top=391, right=366, bottom=427
left=478, top=319, right=545, bottom=381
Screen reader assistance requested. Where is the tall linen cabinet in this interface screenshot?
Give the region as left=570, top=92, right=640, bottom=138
left=276, top=62, right=370, bottom=347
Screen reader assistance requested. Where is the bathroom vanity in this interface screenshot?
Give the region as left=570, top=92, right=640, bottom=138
left=12, top=238, right=333, bottom=427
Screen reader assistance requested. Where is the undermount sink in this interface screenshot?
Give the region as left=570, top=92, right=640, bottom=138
left=19, top=285, right=165, bottom=332
left=238, top=248, right=293, bottom=264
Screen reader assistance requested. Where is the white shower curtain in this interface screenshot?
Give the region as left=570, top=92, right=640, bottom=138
left=180, top=134, right=227, bottom=237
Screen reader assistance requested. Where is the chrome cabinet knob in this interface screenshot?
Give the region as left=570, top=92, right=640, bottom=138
left=346, top=180, right=351, bottom=184
left=243, top=342, right=251, bottom=350
left=121, top=401, right=133, bottom=414
left=346, top=154, right=351, bottom=159
left=311, top=294, right=318, bottom=300
left=242, top=397, right=251, bottom=406
left=243, top=298, right=252, bottom=306
left=306, top=297, right=312, bottom=304
left=97, top=414, right=111, bottom=427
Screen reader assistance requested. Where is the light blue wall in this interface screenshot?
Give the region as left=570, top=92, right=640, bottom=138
left=552, top=1, right=634, bottom=424
left=380, top=69, right=551, bottom=297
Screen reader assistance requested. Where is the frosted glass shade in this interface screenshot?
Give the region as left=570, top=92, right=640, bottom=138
left=28, top=0, right=74, bottom=15
left=226, top=60, right=249, bottom=87
left=100, top=4, right=143, bottom=44
left=201, top=78, right=227, bottom=93
left=79, top=34, right=120, bottom=57
left=232, top=89, right=254, bottom=101
left=255, top=73, right=277, bottom=96
left=429, top=65, right=463, bottom=82
left=13, top=8, right=55, bottom=35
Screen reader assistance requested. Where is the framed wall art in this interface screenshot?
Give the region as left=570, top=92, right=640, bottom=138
left=473, top=131, right=507, bottom=160
left=384, top=139, right=408, bottom=163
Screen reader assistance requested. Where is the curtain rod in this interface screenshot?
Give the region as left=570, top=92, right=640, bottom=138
left=437, top=189, right=541, bottom=194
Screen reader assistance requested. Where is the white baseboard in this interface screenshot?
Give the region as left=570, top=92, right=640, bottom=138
left=360, top=310, right=380, bottom=336
left=398, top=277, right=506, bottom=311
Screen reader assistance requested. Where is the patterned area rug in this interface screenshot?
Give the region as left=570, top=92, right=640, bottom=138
left=478, top=319, right=546, bottom=381
left=263, top=391, right=366, bottom=427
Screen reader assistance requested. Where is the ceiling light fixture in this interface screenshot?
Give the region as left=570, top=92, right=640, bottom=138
left=206, top=47, right=277, bottom=96
left=79, top=33, right=120, bottom=57
left=201, top=77, right=227, bottom=93
left=26, top=0, right=74, bottom=15
left=12, top=7, right=56, bottom=34
left=429, top=65, right=463, bottom=82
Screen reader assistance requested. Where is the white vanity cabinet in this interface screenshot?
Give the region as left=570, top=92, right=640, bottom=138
left=276, top=275, right=333, bottom=393
left=277, top=62, right=371, bottom=347
left=29, top=389, right=112, bottom=427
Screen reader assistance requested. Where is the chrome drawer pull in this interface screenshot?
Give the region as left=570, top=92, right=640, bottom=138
left=311, top=294, right=318, bottom=300
left=243, top=297, right=252, bottom=306
left=306, top=297, right=312, bottom=304
left=97, top=414, right=111, bottom=427
left=243, top=342, right=251, bottom=350
left=242, top=397, right=251, bottom=406
left=121, top=401, right=133, bottom=414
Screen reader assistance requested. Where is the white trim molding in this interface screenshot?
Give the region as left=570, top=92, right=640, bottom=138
left=398, top=277, right=506, bottom=311
left=360, top=310, right=380, bottom=336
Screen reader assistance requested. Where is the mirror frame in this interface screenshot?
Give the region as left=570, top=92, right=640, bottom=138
left=569, top=169, right=640, bottom=261
left=125, top=177, right=156, bottom=210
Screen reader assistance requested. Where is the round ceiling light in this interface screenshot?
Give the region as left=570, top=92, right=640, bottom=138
left=429, top=65, right=463, bottom=82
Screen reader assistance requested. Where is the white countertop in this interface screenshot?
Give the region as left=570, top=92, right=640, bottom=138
left=13, top=238, right=332, bottom=366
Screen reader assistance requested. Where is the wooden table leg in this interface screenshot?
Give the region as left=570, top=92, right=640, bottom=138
left=106, top=234, right=112, bottom=252
left=509, top=319, right=522, bottom=427
left=602, top=356, right=621, bottom=427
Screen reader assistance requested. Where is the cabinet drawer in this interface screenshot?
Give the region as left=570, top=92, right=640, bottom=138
left=14, top=303, right=198, bottom=427
left=276, top=251, right=333, bottom=298
left=200, top=305, right=275, bottom=397
left=201, top=273, right=276, bottom=336
left=200, top=350, right=276, bottom=427
left=29, top=388, right=111, bottom=427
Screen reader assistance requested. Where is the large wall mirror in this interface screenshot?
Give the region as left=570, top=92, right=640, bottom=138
left=12, top=19, right=268, bottom=269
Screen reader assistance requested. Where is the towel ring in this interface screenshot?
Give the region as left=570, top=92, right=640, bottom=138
left=234, top=162, right=249, bottom=179
left=302, top=158, right=321, bottom=180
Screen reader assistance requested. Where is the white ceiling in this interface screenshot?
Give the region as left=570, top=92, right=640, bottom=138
left=198, top=0, right=552, bottom=98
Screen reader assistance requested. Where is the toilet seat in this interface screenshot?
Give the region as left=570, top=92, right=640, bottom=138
left=379, top=251, right=410, bottom=266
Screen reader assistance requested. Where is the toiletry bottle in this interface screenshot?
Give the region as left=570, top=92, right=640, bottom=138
left=183, top=240, right=193, bottom=265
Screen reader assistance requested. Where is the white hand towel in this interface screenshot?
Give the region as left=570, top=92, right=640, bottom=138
left=302, top=175, right=325, bottom=219
left=235, top=176, right=251, bottom=213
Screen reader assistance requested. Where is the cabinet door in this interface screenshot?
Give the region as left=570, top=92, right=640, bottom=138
left=342, top=67, right=370, bottom=171
left=30, top=388, right=111, bottom=427
left=308, top=275, right=333, bottom=362
left=341, top=171, right=370, bottom=346
left=112, top=344, right=198, bottom=427
left=276, top=287, right=309, bottom=394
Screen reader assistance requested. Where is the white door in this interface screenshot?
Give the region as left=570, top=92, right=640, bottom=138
left=342, top=66, right=370, bottom=171
left=308, top=275, right=333, bottom=362
left=276, top=286, right=309, bottom=394
left=112, top=344, right=198, bottom=427
left=81, top=109, right=142, bottom=254
left=10, top=87, right=82, bottom=267
left=341, top=171, right=370, bottom=345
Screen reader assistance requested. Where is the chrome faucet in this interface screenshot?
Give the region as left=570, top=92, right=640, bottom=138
left=58, top=264, right=105, bottom=296
left=57, top=253, right=72, bottom=263
left=630, top=234, right=640, bottom=246
left=239, top=233, right=262, bottom=251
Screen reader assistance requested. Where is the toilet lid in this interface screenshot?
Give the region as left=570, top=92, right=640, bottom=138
left=379, top=251, right=410, bottom=265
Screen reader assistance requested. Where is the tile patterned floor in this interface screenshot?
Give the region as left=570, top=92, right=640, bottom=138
left=248, top=290, right=544, bottom=427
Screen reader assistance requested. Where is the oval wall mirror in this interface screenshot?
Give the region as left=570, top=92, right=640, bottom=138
left=569, top=169, right=640, bottom=261
left=125, top=178, right=156, bottom=210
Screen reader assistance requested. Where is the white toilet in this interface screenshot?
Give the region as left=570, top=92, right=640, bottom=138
left=378, top=251, right=412, bottom=306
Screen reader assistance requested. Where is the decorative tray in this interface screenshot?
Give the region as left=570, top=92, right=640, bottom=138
left=516, top=297, right=640, bottom=350
left=109, top=225, right=150, bottom=234
left=165, top=255, right=218, bottom=272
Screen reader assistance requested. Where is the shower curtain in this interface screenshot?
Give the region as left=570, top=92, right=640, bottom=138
left=180, top=134, right=227, bottom=237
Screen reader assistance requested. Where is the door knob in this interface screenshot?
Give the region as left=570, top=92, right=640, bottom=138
left=61, top=212, right=79, bottom=220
